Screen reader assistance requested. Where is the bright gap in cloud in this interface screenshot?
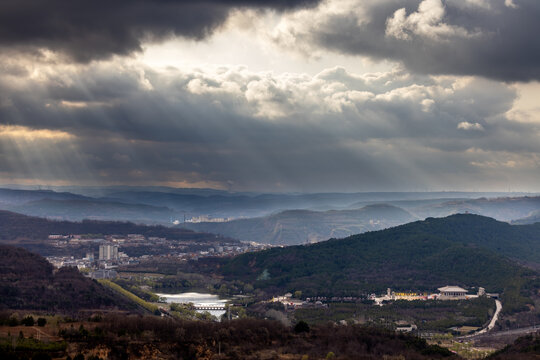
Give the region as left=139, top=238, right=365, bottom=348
left=0, top=125, right=74, bottom=141
left=506, top=81, right=540, bottom=124
left=138, top=9, right=393, bottom=76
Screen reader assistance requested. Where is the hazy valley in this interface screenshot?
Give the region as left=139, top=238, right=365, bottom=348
left=2, top=188, right=540, bottom=358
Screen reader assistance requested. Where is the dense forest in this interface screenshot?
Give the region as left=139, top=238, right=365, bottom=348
left=211, top=215, right=537, bottom=301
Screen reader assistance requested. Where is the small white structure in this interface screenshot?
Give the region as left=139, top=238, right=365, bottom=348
left=438, top=286, right=467, bottom=300
left=395, top=321, right=418, bottom=333
left=478, top=287, right=486, bottom=296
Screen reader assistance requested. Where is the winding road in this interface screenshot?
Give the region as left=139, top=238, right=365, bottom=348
left=460, top=299, right=502, bottom=339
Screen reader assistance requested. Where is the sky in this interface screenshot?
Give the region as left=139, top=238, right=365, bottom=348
left=0, top=0, right=539, bottom=192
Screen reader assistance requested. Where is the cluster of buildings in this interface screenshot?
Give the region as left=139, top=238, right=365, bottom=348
left=185, top=215, right=230, bottom=223
left=271, top=293, right=304, bottom=308
left=372, top=286, right=498, bottom=306
left=45, top=233, right=270, bottom=278
left=269, top=286, right=491, bottom=310
left=46, top=242, right=126, bottom=277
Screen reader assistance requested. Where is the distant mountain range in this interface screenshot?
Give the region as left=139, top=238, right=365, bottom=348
left=9, top=198, right=178, bottom=223
left=2, top=186, right=536, bottom=221
left=212, top=214, right=539, bottom=301
left=184, top=197, right=540, bottom=245
left=0, top=186, right=539, bottom=229
left=184, top=204, right=416, bottom=245
left=0, top=188, right=89, bottom=205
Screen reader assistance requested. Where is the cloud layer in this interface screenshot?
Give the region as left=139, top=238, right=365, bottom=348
left=272, top=0, right=540, bottom=81
left=0, top=0, right=320, bottom=62
left=0, top=0, right=539, bottom=192
left=1, top=56, right=538, bottom=191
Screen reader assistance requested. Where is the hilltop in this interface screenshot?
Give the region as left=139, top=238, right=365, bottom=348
left=184, top=204, right=416, bottom=245
left=216, top=215, right=538, bottom=300
left=411, top=196, right=540, bottom=222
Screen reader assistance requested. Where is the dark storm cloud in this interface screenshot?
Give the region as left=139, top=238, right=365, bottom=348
left=0, top=0, right=321, bottom=62
left=1, top=61, right=539, bottom=191
left=275, top=0, right=540, bottom=81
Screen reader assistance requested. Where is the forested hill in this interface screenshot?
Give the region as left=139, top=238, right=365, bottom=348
left=219, top=214, right=539, bottom=297
left=0, top=245, right=135, bottom=311
left=0, top=210, right=237, bottom=243
left=393, top=214, right=540, bottom=263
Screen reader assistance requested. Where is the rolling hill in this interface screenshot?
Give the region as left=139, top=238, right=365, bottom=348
left=0, top=188, right=89, bottom=205
left=0, top=210, right=237, bottom=243
left=106, top=190, right=525, bottom=219
left=0, top=188, right=182, bottom=224
left=184, top=204, right=417, bottom=245
left=8, top=198, right=178, bottom=224
left=216, top=214, right=539, bottom=299
left=0, top=245, right=135, bottom=312
left=1, top=187, right=538, bottom=225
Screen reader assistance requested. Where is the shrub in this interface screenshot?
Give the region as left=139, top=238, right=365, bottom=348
left=22, top=316, right=35, bottom=326
left=294, top=320, right=310, bottom=333
left=8, top=316, right=19, bottom=326
left=31, top=353, right=52, bottom=360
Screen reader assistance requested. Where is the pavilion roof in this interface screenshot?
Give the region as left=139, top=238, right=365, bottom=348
left=438, top=286, right=467, bottom=293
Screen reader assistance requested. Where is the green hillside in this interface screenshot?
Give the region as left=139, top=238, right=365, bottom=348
left=185, top=204, right=416, bottom=245
left=219, top=215, right=538, bottom=299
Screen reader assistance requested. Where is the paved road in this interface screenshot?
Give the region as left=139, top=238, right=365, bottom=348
left=474, top=325, right=540, bottom=339
left=478, top=299, right=502, bottom=334
left=460, top=299, right=502, bottom=339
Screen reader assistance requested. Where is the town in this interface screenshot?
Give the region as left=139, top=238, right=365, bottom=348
left=45, top=233, right=272, bottom=278
left=371, top=286, right=499, bottom=305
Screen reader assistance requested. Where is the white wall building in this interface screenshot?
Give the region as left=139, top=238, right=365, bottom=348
left=438, top=286, right=468, bottom=300
left=99, top=243, right=119, bottom=260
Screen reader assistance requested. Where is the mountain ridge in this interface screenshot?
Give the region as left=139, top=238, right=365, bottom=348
left=211, top=214, right=538, bottom=307
left=0, top=209, right=237, bottom=243
left=184, top=203, right=416, bottom=245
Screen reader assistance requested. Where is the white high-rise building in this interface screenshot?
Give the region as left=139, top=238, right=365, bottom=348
left=99, top=244, right=119, bottom=260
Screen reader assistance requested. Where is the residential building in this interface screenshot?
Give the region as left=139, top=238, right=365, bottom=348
left=99, top=243, right=119, bottom=260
